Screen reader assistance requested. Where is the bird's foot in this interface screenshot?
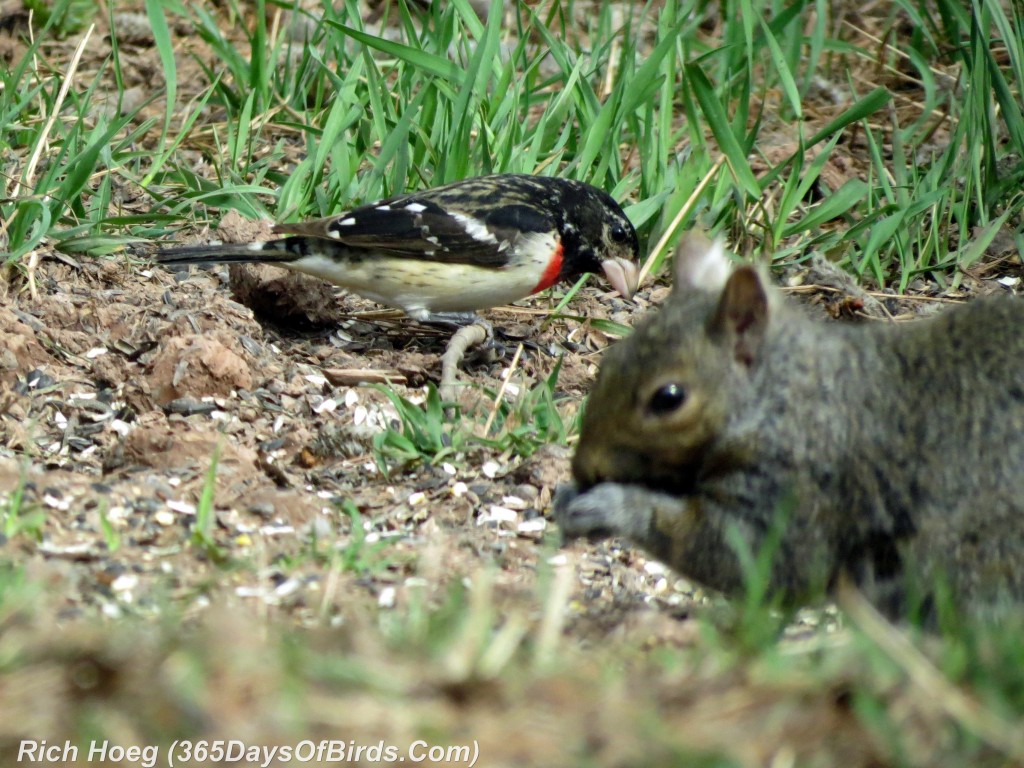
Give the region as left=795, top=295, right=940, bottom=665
left=438, top=315, right=498, bottom=406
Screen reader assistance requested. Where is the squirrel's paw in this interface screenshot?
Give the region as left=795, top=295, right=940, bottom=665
left=553, top=482, right=633, bottom=541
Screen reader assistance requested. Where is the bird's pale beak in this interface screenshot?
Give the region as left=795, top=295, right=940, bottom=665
left=601, top=257, right=640, bottom=300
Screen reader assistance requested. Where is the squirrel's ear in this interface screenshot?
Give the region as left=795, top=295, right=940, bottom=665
left=709, top=266, right=769, bottom=367
left=672, top=230, right=733, bottom=293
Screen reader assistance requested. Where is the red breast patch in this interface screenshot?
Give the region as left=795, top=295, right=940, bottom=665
left=530, top=242, right=564, bottom=294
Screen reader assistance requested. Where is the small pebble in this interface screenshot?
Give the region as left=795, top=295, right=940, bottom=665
left=518, top=519, right=547, bottom=534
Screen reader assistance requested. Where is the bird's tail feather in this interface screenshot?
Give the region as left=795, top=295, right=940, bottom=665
left=154, top=239, right=299, bottom=266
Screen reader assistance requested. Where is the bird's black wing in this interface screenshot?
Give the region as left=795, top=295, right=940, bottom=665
left=274, top=195, right=556, bottom=268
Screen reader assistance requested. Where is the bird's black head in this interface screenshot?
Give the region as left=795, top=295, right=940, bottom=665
left=552, top=180, right=641, bottom=299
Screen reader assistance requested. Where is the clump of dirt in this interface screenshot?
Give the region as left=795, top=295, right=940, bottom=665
left=147, top=333, right=254, bottom=405
left=229, top=265, right=343, bottom=328
left=0, top=306, right=50, bottom=380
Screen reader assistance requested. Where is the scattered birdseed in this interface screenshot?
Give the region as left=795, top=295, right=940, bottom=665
left=259, top=524, right=295, bottom=536
left=111, top=573, right=139, bottom=594
left=643, top=561, right=669, bottom=576
left=479, top=505, right=517, bottom=525
left=517, top=519, right=547, bottom=535
left=274, top=578, right=303, bottom=598
left=43, top=493, right=70, bottom=511
left=166, top=500, right=196, bottom=515
left=378, top=586, right=396, bottom=608
left=313, top=398, right=338, bottom=414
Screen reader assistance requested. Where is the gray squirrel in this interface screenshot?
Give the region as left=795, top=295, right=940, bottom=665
left=555, top=231, right=1024, bottom=620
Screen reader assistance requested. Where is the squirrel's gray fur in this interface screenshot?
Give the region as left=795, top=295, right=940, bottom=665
left=555, top=232, right=1024, bottom=620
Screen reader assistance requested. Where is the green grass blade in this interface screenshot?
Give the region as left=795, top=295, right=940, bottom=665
left=686, top=63, right=761, bottom=199
left=325, top=21, right=463, bottom=82
left=144, top=0, right=176, bottom=139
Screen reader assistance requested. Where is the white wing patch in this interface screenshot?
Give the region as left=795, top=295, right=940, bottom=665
left=450, top=212, right=498, bottom=245
left=404, top=202, right=427, bottom=213
left=338, top=217, right=356, bottom=226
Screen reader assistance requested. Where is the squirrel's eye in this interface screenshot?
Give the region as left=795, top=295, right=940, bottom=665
left=610, top=224, right=628, bottom=243
left=648, top=383, right=686, bottom=415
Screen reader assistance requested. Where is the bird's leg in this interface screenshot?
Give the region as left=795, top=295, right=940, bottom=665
left=435, top=314, right=496, bottom=406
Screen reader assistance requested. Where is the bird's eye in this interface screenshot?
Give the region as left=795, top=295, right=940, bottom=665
left=610, top=224, right=629, bottom=243
left=647, top=383, right=686, bottom=415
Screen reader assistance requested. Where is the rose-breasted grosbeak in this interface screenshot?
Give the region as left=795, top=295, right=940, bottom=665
left=155, top=174, right=640, bottom=323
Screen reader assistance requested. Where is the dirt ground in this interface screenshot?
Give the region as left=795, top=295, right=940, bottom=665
left=0, top=222, right=660, bottom=619
left=0, top=4, right=663, bottom=633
